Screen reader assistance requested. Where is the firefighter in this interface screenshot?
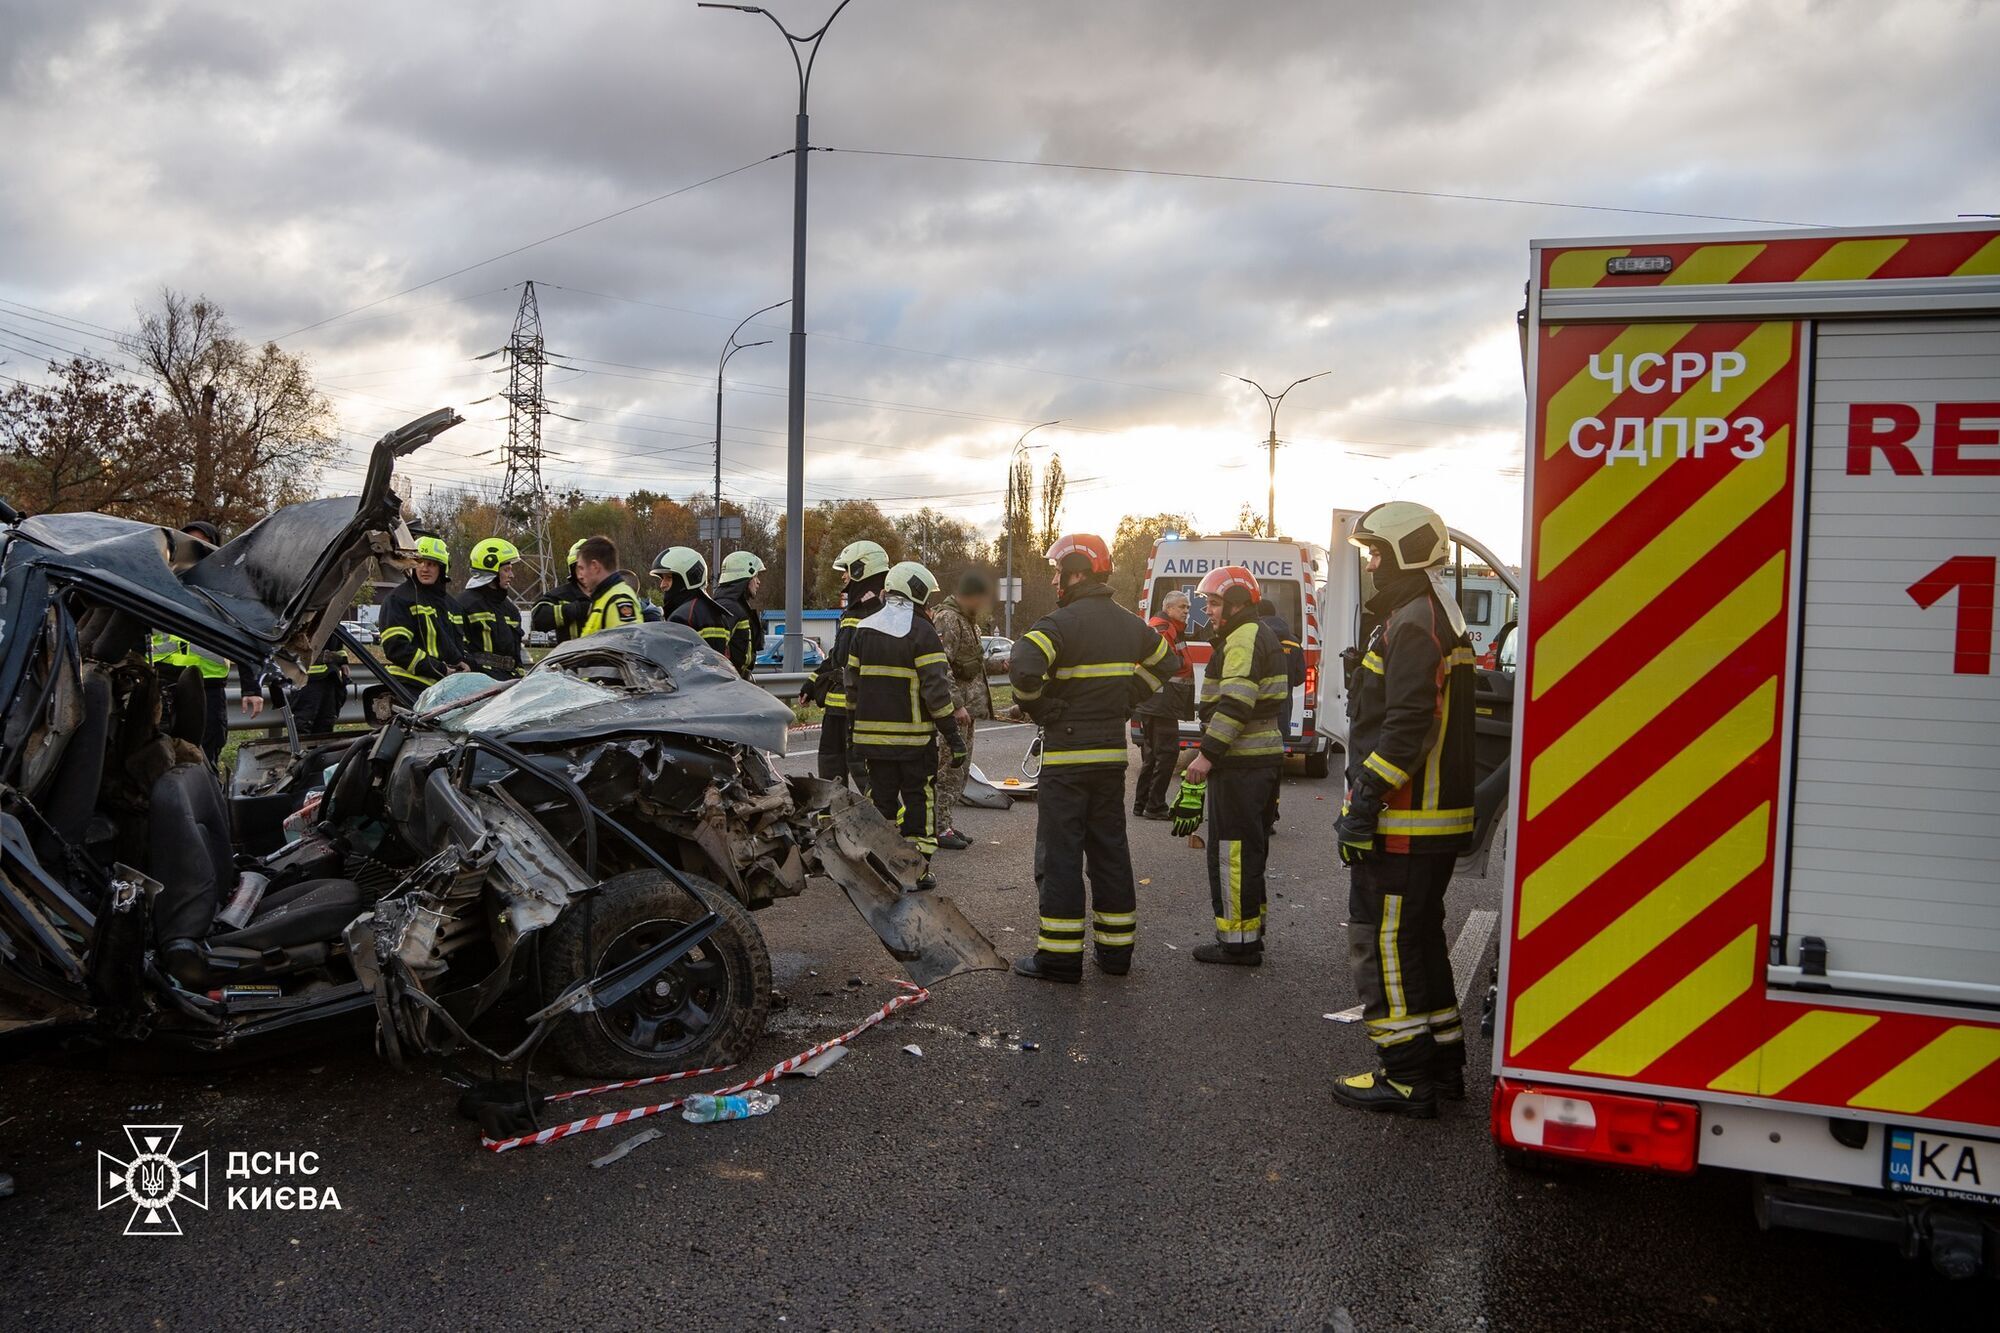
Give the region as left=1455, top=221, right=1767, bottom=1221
left=845, top=561, right=965, bottom=891
left=379, top=535, right=468, bottom=689
left=1009, top=534, right=1179, bottom=983
left=714, top=550, right=766, bottom=677
left=929, top=571, right=994, bottom=849
left=459, top=537, right=529, bottom=679
left=800, top=539, right=888, bottom=793
left=651, top=546, right=738, bottom=661
left=571, top=535, right=645, bottom=637
left=1179, top=565, right=1289, bottom=966
left=1330, top=501, right=1476, bottom=1118
left=150, top=520, right=265, bottom=764
left=1131, top=588, right=1194, bottom=820
left=531, top=538, right=591, bottom=642
left=287, top=644, right=349, bottom=734
left=1262, top=605, right=1307, bottom=838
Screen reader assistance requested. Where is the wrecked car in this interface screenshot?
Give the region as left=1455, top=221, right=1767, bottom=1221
left=0, top=409, right=1000, bottom=1081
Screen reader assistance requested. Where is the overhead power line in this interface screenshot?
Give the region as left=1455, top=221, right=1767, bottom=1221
left=823, top=146, right=1822, bottom=228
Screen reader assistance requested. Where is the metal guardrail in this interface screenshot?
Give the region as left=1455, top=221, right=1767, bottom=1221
left=224, top=669, right=819, bottom=732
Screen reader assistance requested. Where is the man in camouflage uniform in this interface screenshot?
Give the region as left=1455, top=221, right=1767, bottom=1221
left=930, top=572, right=994, bottom=850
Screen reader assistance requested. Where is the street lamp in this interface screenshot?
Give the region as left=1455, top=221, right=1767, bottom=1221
left=1229, top=370, right=1331, bottom=537
left=712, top=298, right=787, bottom=572
left=1002, top=419, right=1061, bottom=638
left=699, top=0, right=857, bottom=669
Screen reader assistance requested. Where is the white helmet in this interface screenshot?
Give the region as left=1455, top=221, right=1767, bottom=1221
left=884, top=560, right=939, bottom=605
left=720, top=550, right=766, bottom=582
left=1351, top=501, right=1449, bottom=572
left=651, top=545, right=709, bottom=590
left=832, top=539, right=889, bottom=580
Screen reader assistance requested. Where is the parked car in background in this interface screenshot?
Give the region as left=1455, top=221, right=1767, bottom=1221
left=755, top=636, right=825, bottom=671
left=340, top=619, right=376, bottom=644
left=981, top=635, right=1010, bottom=675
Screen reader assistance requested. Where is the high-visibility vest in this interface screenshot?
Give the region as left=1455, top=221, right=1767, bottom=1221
left=150, top=632, right=229, bottom=680
left=580, top=576, right=644, bottom=637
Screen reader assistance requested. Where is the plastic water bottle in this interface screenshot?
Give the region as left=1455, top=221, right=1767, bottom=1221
left=680, top=1090, right=780, bottom=1124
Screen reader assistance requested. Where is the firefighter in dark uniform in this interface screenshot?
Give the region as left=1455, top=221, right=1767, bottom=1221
left=288, top=645, right=349, bottom=734
left=1331, top=501, right=1477, bottom=1118
left=652, top=546, right=740, bottom=662
left=714, top=551, right=766, bottom=677
left=1131, top=588, right=1193, bottom=819
left=532, top=538, right=591, bottom=643
left=572, top=536, right=645, bottom=637
left=1180, top=565, right=1290, bottom=966
left=1008, top=534, right=1179, bottom=983
left=459, top=537, right=529, bottom=678
left=379, top=535, right=468, bottom=689
left=844, top=561, right=965, bottom=892
left=800, top=539, right=887, bottom=793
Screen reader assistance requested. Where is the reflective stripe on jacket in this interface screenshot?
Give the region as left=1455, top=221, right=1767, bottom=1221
left=843, top=604, right=962, bottom=760
left=458, top=581, right=525, bottom=677
left=1008, top=582, right=1178, bottom=769
left=380, top=578, right=467, bottom=686
left=579, top=573, right=644, bottom=638
left=668, top=588, right=745, bottom=671
left=150, top=632, right=230, bottom=679
left=1344, top=582, right=1476, bottom=853
left=1197, top=610, right=1288, bottom=766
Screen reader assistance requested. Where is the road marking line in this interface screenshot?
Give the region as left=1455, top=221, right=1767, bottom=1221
left=1325, top=908, right=1497, bottom=1024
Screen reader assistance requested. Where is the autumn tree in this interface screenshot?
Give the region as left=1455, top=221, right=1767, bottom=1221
left=1110, top=512, right=1201, bottom=610
left=1036, top=453, right=1068, bottom=553
left=1230, top=502, right=1272, bottom=538
left=128, top=288, right=337, bottom=530
left=892, top=506, right=984, bottom=592
left=0, top=357, right=177, bottom=516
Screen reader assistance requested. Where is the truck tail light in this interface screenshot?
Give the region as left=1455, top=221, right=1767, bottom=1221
left=1491, top=1077, right=1699, bottom=1174
left=1303, top=665, right=1317, bottom=698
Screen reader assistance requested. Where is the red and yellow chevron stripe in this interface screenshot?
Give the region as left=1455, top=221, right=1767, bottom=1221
left=1542, top=228, right=2000, bottom=289
left=1507, top=312, right=2000, bottom=1128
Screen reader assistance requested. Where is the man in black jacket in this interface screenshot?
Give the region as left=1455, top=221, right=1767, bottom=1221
left=1008, top=534, right=1178, bottom=983
left=1331, top=501, right=1477, bottom=1119
left=1132, top=588, right=1193, bottom=819
left=845, top=561, right=965, bottom=891
left=801, top=539, right=887, bottom=793
left=652, top=546, right=741, bottom=663
left=460, top=537, right=528, bottom=678
left=714, top=550, right=766, bottom=677
left=379, top=535, right=468, bottom=689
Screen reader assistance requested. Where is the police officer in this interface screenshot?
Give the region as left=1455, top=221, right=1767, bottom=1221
left=651, top=546, right=739, bottom=662
left=714, top=551, right=767, bottom=677
left=532, top=538, right=591, bottom=643
left=1331, top=501, right=1476, bottom=1118
left=801, top=539, right=888, bottom=793
left=379, top=535, right=468, bottom=688
left=845, top=561, right=965, bottom=891
left=1132, top=588, right=1193, bottom=820
left=1180, top=565, right=1289, bottom=966
left=460, top=537, right=529, bottom=679
left=572, top=535, right=645, bottom=637
left=1008, top=534, right=1178, bottom=983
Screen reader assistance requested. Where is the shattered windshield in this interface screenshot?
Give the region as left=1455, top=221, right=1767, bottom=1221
left=425, top=672, right=623, bottom=735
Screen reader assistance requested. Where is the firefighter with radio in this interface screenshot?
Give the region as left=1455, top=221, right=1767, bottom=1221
left=459, top=537, right=529, bottom=678
left=1009, top=534, right=1179, bottom=983
left=1178, top=565, right=1290, bottom=966
left=713, top=550, right=766, bottom=677
left=1330, top=501, right=1477, bottom=1119
left=652, top=546, right=741, bottom=663
left=571, top=535, right=645, bottom=638
left=801, top=539, right=889, bottom=793
left=379, top=534, right=469, bottom=688
left=844, top=561, right=964, bottom=891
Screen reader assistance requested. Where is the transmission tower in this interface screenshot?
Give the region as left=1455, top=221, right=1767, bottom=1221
left=498, top=281, right=554, bottom=594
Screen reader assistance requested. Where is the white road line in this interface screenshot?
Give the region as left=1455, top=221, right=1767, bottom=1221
left=1324, top=908, right=1498, bottom=1024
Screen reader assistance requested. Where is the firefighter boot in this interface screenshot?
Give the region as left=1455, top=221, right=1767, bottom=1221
left=1011, top=954, right=1081, bottom=985
left=1191, top=942, right=1263, bottom=967
left=915, top=858, right=938, bottom=893
left=1094, top=946, right=1132, bottom=977
left=1330, top=1069, right=1438, bottom=1119
left=1433, top=1066, right=1466, bottom=1102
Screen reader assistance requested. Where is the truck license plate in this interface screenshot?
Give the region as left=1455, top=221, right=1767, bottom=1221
left=1884, top=1126, right=2000, bottom=1205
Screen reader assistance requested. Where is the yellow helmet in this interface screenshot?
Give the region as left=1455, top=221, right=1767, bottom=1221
left=720, top=550, right=766, bottom=581
left=651, top=545, right=709, bottom=590
left=413, top=535, right=450, bottom=567
left=884, top=560, right=939, bottom=605
left=470, top=537, right=520, bottom=572
left=566, top=537, right=586, bottom=567
left=1351, top=501, right=1449, bottom=571
left=832, top=539, right=889, bottom=580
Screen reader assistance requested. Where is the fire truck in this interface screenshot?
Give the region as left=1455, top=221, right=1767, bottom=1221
left=1136, top=533, right=1334, bottom=776
left=1493, top=220, right=2000, bottom=1277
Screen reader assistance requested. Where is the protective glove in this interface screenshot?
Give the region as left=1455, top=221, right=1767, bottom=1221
left=1335, top=771, right=1389, bottom=865
left=1169, top=778, right=1207, bottom=837
left=948, top=740, right=969, bottom=769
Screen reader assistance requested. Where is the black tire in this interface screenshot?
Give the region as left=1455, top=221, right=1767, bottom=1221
left=541, top=869, right=772, bottom=1079
left=1303, top=747, right=1332, bottom=780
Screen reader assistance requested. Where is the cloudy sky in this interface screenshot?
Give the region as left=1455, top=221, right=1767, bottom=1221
left=3, top=0, right=1996, bottom=562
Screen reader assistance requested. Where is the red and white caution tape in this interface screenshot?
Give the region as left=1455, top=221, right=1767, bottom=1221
left=481, top=981, right=932, bottom=1153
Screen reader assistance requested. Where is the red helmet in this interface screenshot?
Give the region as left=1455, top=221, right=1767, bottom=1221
left=1196, top=565, right=1260, bottom=604
left=1045, top=532, right=1112, bottom=575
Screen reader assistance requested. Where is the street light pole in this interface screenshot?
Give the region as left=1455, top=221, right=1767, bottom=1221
left=1229, top=371, right=1331, bottom=537
left=700, top=0, right=856, bottom=669
left=713, top=298, right=787, bottom=572
left=1002, top=419, right=1061, bottom=639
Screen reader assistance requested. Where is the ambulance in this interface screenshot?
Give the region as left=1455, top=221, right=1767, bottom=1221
left=1493, top=221, right=2000, bottom=1277
left=1136, top=533, right=1334, bottom=775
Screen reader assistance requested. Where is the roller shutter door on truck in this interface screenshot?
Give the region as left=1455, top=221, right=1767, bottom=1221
left=1781, top=316, right=2000, bottom=1005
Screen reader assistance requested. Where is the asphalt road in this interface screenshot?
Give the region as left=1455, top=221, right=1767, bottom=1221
left=1, top=725, right=1990, bottom=1331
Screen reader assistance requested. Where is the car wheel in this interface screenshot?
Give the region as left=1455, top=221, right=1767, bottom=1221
left=542, top=868, right=772, bottom=1079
